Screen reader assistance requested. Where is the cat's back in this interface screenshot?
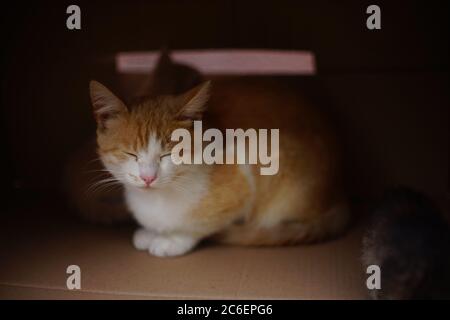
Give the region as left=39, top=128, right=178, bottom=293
left=207, top=77, right=326, bottom=131
left=206, top=77, right=339, bottom=172
left=205, top=78, right=346, bottom=230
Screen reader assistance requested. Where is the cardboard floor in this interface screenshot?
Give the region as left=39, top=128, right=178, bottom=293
left=0, top=196, right=368, bottom=300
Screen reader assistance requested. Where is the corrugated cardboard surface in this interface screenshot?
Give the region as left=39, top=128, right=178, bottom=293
left=0, top=198, right=367, bottom=300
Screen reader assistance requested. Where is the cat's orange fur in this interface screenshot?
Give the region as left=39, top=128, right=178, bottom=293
left=90, top=76, right=350, bottom=256
left=207, top=78, right=349, bottom=245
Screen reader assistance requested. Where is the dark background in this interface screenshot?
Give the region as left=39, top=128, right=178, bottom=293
left=0, top=0, right=448, bottom=208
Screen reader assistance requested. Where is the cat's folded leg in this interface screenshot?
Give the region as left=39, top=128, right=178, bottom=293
left=148, top=233, right=199, bottom=257
left=132, top=228, right=157, bottom=251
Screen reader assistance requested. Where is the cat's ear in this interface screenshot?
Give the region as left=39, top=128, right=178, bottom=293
left=89, top=80, right=128, bottom=130
left=176, top=81, right=211, bottom=121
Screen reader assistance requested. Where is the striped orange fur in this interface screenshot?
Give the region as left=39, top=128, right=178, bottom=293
left=89, top=76, right=350, bottom=257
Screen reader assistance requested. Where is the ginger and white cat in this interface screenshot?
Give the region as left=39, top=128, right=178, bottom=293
left=89, top=68, right=350, bottom=257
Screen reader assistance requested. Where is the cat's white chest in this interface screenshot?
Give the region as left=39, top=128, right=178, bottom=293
left=125, top=183, right=206, bottom=233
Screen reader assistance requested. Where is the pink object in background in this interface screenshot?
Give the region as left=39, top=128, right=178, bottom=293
left=116, top=49, right=316, bottom=75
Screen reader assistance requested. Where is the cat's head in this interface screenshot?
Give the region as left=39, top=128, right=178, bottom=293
left=89, top=80, right=210, bottom=190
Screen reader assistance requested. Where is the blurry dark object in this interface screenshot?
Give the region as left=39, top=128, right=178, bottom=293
left=134, top=48, right=204, bottom=99
left=362, top=187, right=450, bottom=299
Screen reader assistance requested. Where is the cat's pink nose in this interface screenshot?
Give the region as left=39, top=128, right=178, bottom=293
left=140, top=174, right=156, bottom=186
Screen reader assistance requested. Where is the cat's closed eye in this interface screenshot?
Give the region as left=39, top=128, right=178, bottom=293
left=124, top=152, right=138, bottom=161
left=160, top=152, right=171, bottom=160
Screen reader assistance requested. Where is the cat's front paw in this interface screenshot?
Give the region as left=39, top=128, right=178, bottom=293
left=148, top=234, right=198, bottom=257
left=133, top=228, right=156, bottom=251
